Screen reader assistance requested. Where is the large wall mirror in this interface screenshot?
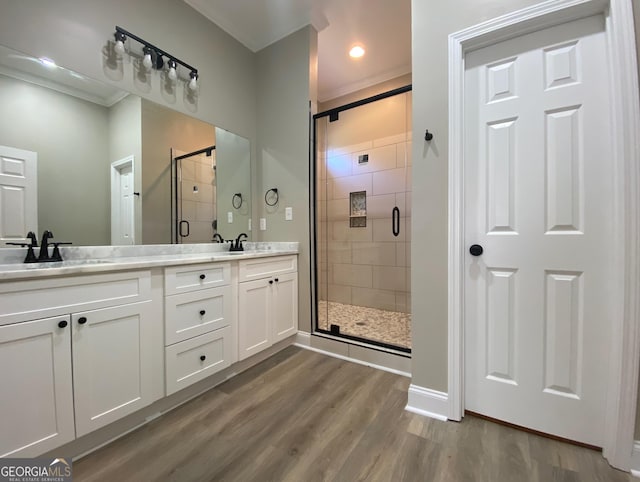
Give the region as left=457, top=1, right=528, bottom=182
left=0, top=44, right=251, bottom=247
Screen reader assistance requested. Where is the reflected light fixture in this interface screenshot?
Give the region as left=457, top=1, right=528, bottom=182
left=39, top=57, right=57, bottom=68
left=349, top=45, right=365, bottom=58
left=189, top=71, right=198, bottom=91
left=142, top=46, right=153, bottom=71
left=112, top=26, right=199, bottom=90
left=167, top=59, right=177, bottom=81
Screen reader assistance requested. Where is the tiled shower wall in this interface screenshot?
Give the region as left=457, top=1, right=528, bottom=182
left=179, top=152, right=216, bottom=243
left=317, top=132, right=412, bottom=313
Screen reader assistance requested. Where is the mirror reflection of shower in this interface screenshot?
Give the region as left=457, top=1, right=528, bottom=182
left=172, top=145, right=217, bottom=244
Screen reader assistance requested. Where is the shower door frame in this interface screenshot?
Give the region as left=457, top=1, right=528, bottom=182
left=310, top=85, right=413, bottom=353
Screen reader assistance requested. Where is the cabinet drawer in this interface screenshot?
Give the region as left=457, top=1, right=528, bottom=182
left=0, top=271, right=151, bottom=326
left=165, top=326, right=234, bottom=396
left=165, top=286, right=232, bottom=345
left=238, top=255, right=297, bottom=282
left=165, top=262, right=230, bottom=295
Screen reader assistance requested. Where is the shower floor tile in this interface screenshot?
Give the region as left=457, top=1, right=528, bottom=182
left=317, top=300, right=411, bottom=349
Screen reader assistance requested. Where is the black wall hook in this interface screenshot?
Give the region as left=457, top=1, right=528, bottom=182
left=424, top=129, right=434, bottom=141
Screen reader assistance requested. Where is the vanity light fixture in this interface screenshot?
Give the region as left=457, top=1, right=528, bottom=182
left=112, top=26, right=199, bottom=89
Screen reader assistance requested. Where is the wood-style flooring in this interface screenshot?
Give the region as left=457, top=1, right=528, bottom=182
left=73, top=346, right=632, bottom=481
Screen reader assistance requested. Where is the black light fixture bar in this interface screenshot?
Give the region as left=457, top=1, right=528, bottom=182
left=115, top=26, right=198, bottom=77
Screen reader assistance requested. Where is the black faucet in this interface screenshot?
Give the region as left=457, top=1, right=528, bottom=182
left=212, top=233, right=224, bottom=243
left=38, top=230, right=54, bottom=261
left=6, top=231, right=39, bottom=262
left=230, top=233, right=248, bottom=252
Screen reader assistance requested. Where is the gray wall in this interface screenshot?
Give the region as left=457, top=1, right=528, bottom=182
left=0, top=74, right=110, bottom=245
left=411, top=0, right=550, bottom=392
left=256, top=26, right=316, bottom=331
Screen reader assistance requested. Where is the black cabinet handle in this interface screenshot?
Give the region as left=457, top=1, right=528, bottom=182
left=78, top=317, right=87, bottom=325
left=469, top=244, right=484, bottom=256
left=199, top=310, right=206, bottom=316
left=58, top=320, right=68, bottom=328
left=269, top=280, right=273, bottom=285
left=199, top=274, right=206, bottom=280
left=200, top=355, right=206, bottom=361
left=274, top=278, right=279, bottom=282
left=392, top=207, right=400, bottom=237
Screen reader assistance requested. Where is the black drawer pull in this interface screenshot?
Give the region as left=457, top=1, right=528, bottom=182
left=200, top=355, right=206, bottom=361
left=199, top=310, right=206, bottom=316
left=58, top=320, right=68, bottom=328
left=274, top=278, right=279, bottom=282
left=78, top=317, right=87, bottom=325
left=269, top=280, right=273, bottom=285
left=199, top=274, right=206, bottom=280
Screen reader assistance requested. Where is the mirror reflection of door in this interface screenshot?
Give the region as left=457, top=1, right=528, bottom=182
left=173, top=147, right=217, bottom=244
left=0, top=145, right=37, bottom=246
left=110, top=156, right=135, bottom=245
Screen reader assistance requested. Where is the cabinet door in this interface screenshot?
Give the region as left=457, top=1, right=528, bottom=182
left=272, top=272, right=298, bottom=343
left=72, top=301, right=155, bottom=437
left=238, top=279, right=271, bottom=361
left=0, top=316, right=74, bottom=457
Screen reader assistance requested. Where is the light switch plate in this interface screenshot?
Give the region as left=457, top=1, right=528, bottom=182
left=285, top=207, right=293, bottom=220
left=227, top=211, right=233, bottom=223
left=260, top=218, right=266, bottom=230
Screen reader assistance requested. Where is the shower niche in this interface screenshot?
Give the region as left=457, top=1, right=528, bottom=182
left=349, top=191, right=367, bottom=228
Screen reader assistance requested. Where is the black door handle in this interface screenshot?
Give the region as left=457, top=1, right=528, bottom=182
left=199, top=310, right=206, bottom=316
left=78, top=317, right=87, bottom=324
left=58, top=320, right=68, bottom=328
left=469, top=244, right=484, bottom=256
left=200, top=355, right=206, bottom=361
left=179, top=220, right=190, bottom=237
left=392, top=207, right=400, bottom=237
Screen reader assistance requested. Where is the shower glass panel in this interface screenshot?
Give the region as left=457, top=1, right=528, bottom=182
left=172, top=147, right=217, bottom=243
left=315, top=88, right=412, bottom=351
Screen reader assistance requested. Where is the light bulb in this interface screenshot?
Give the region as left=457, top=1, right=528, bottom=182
left=188, top=71, right=198, bottom=91
left=167, top=60, right=177, bottom=82
left=114, top=39, right=125, bottom=56
left=142, top=51, right=152, bottom=70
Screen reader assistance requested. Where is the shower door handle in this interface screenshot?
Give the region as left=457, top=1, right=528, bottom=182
left=392, top=207, right=400, bottom=237
left=179, top=220, right=190, bottom=237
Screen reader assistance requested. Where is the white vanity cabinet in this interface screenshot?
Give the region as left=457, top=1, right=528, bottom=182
left=0, top=270, right=162, bottom=457
left=72, top=301, right=155, bottom=437
left=238, top=256, right=298, bottom=360
left=0, top=315, right=75, bottom=458
left=164, top=262, right=237, bottom=395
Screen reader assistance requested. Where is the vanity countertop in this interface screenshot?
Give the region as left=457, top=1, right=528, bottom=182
left=0, top=242, right=299, bottom=281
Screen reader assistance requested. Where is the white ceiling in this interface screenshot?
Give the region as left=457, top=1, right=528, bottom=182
left=184, top=0, right=411, bottom=102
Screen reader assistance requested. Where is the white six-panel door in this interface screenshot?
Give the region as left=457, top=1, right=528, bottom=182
left=464, top=15, right=612, bottom=446
left=0, top=145, right=37, bottom=245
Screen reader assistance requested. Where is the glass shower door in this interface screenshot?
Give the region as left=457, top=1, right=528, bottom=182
left=314, top=88, right=412, bottom=351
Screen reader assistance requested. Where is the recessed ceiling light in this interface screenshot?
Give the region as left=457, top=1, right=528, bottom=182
left=39, top=57, right=57, bottom=69
left=349, top=45, right=365, bottom=59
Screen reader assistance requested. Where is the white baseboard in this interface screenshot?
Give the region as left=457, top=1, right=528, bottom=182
left=630, top=441, right=640, bottom=476
left=405, top=384, right=449, bottom=422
